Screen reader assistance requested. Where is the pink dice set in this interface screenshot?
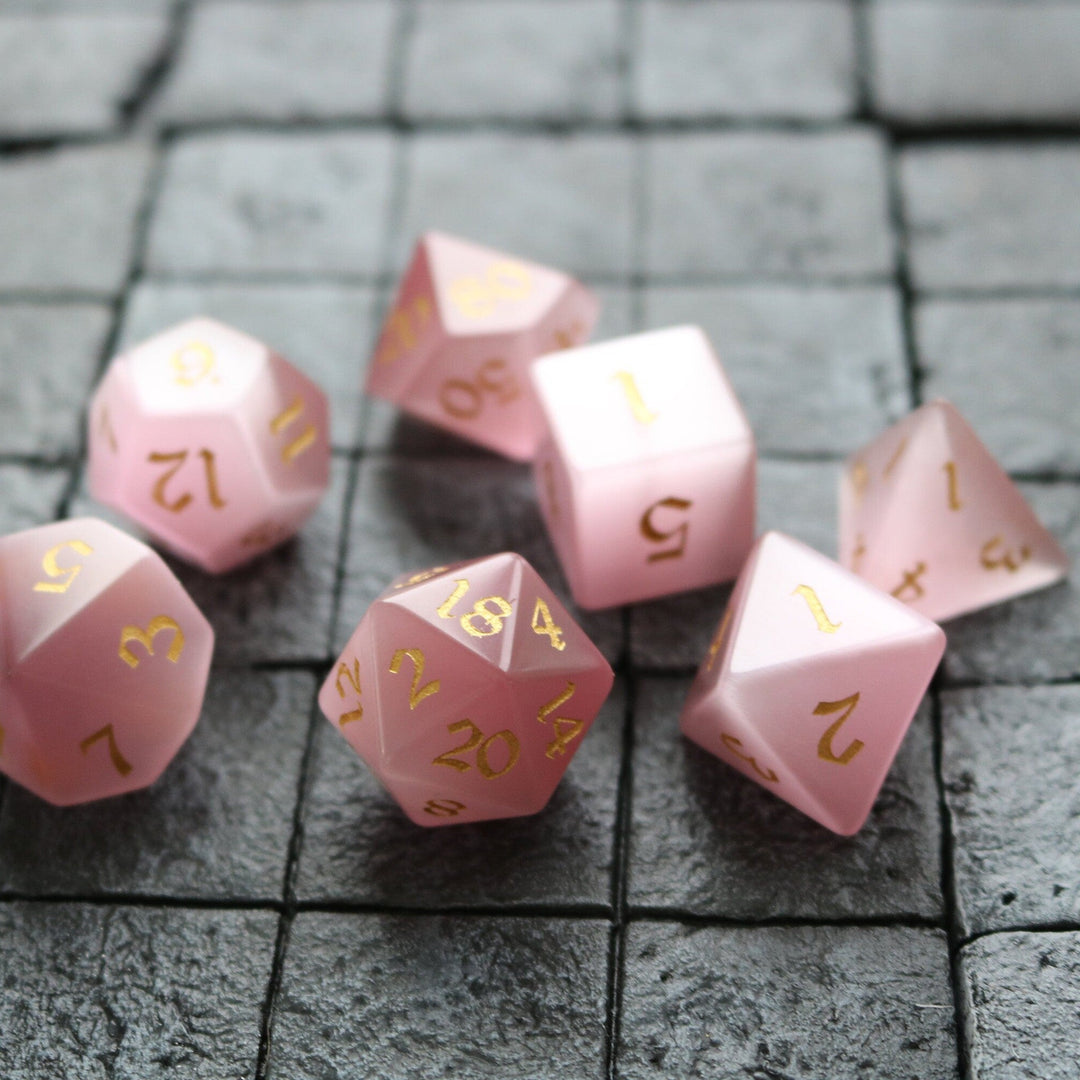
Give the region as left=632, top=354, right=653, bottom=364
left=0, top=231, right=1069, bottom=838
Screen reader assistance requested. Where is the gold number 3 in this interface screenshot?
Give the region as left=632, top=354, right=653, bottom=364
left=118, top=616, right=185, bottom=670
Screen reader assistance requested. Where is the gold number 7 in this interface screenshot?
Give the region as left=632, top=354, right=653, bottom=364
left=80, top=723, right=133, bottom=777
left=814, top=692, right=864, bottom=765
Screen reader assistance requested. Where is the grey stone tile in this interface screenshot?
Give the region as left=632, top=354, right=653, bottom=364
left=0, top=903, right=276, bottom=1080
left=942, top=482, right=1079, bottom=683
left=627, top=678, right=943, bottom=918
left=396, top=133, right=635, bottom=278
left=942, top=684, right=1080, bottom=936
left=961, top=931, right=1080, bottom=1080
left=629, top=459, right=838, bottom=670
left=146, top=131, right=395, bottom=276
left=618, top=923, right=957, bottom=1079
left=335, top=456, right=624, bottom=663
left=901, top=145, right=1080, bottom=292
left=72, top=457, right=350, bottom=664
left=645, top=130, right=894, bottom=280
left=120, top=281, right=377, bottom=451
left=269, top=912, right=609, bottom=1080
left=296, top=680, right=623, bottom=907
left=0, top=1, right=173, bottom=8
left=0, top=13, right=170, bottom=136
left=0, top=142, right=154, bottom=296
left=916, top=298, right=1080, bottom=475
left=871, top=1, right=1080, bottom=122
left=0, top=464, right=68, bottom=532
left=0, top=303, right=111, bottom=457
left=404, top=0, right=621, bottom=121
left=0, top=671, right=313, bottom=901
left=156, top=0, right=395, bottom=124
left=643, top=285, right=910, bottom=456
left=634, top=0, right=856, bottom=120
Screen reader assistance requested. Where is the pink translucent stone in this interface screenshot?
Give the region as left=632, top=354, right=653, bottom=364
left=0, top=517, right=214, bottom=806
left=87, top=317, right=330, bottom=573
left=530, top=325, right=756, bottom=610
left=681, top=531, right=945, bottom=836
left=839, top=399, right=1069, bottom=622
left=318, top=553, right=614, bottom=826
left=365, top=232, right=598, bottom=461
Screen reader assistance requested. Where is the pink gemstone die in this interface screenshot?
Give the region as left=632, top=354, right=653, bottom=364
left=87, top=317, right=330, bottom=573
left=839, top=400, right=1069, bottom=622
left=681, top=532, right=945, bottom=835
left=0, top=517, right=213, bottom=805
left=365, top=232, right=599, bottom=461
left=318, top=553, right=614, bottom=826
left=530, top=325, right=756, bottom=610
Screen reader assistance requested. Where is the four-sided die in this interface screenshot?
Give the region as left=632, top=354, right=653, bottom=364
left=530, top=325, right=756, bottom=609
left=680, top=531, right=945, bottom=835
left=0, top=518, right=214, bottom=805
left=87, top=317, right=330, bottom=573
left=318, top=553, right=614, bottom=826
left=365, top=231, right=598, bottom=461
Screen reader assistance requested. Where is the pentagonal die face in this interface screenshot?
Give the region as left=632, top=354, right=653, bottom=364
left=531, top=325, right=756, bottom=610
left=0, top=518, right=214, bottom=806
left=839, top=399, right=1069, bottom=623
left=681, top=532, right=945, bottom=835
left=87, top=317, right=330, bottom=573
left=365, top=232, right=599, bottom=461
left=318, top=553, right=614, bottom=827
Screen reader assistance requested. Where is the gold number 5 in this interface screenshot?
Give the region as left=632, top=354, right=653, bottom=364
left=118, top=616, right=185, bottom=670
left=33, top=540, right=94, bottom=594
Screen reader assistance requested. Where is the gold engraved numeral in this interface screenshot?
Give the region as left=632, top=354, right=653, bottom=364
left=118, top=616, right=185, bottom=670
left=388, top=648, right=441, bottom=710
left=884, top=437, right=909, bottom=479
left=553, top=321, right=585, bottom=350
left=537, top=681, right=583, bottom=759
left=33, top=540, right=94, bottom=594
left=171, top=341, right=217, bottom=387
left=376, top=296, right=432, bottom=366
left=438, top=358, right=521, bottom=420
left=394, top=565, right=450, bottom=589
left=640, top=496, right=692, bottom=562
left=850, top=460, right=869, bottom=503
left=270, top=397, right=318, bottom=464
left=423, top=798, right=466, bottom=818
left=436, top=579, right=514, bottom=638
left=149, top=448, right=227, bottom=512
left=943, top=461, right=962, bottom=511
left=334, top=658, right=364, bottom=726
left=980, top=536, right=1032, bottom=573
left=704, top=607, right=733, bottom=672
left=612, top=370, right=659, bottom=425
left=531, top=597, right=566, bottom=651
left=448, top=260, right=533, bottom=319
left=432, top=719, right=520, bottom=779
left=814, top=692, right=864, bottom=765
left=792, top=585, right=842, bottom=634
left=79, top=723, right=132, bottom=777
left=720, top=733, right=779, bottom=783
left=100, top=406, right=118, bottom=453
left=891, top=561, right=928, bottom=602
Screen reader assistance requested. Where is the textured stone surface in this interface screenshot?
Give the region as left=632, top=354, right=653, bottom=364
left=961, top=932, right=1080, bottom=1080
left=634, top=0, right=856, bottom=119
left=147, top=132, right=395, bottom=276
left=0, top=13, right=169, bottom=136
left=0, top=671, right=313, bottom=900
left=157, top=0, right=395, bottom=124
left=119, top=281, right=377, bottom=451
left=0, top=464, right=69, bottom=532
left=618, top=923, right=957, bottom=1079
left=942, top=483, right=1079, bottom=683
left=645, top=130, right=894, bottom=280
left=916, top=298, right=1080, bottom=475
left=0, top=903, right=276, bottom=1079
left=943, top=685, right=1080, bottom=936
left=902, top=145, right=1080, bottom=292
left=642, top=285, right=910, bottom=455
left=395, top=133, right=635, bottom=278
left=296, top=681, right=623, bottom=907
left=628, top=678, right=943, bottom=918
left=871, top=2, right=1080, bottom=122
left=0, top=142, right=154, bottom=295
left=268, top=913, right=609, bottom=1080
left=0, top=303, right=111, bottom=456
left=405, top=0, right=620, bottom=121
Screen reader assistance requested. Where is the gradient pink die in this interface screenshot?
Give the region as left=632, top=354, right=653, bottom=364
left=318, top=553, right=614, bottom=826
left=365, top=232, right=598, bottom=461
left=0, top=517, right=213, bottom=806
left=87, top=317, right=330, bottom=573
left=530, top=325, right=756, bottom=610
left=681, top=532, right=945, bottom=836
left=839, top=399, right=1069, bottom=623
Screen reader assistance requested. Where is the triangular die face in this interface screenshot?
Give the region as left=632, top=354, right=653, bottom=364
left=424, top=231, right=570, bottom=337
left=377, top=770, right=521, bottom=827
left=729, top=532, right=934, bottom=678
left=319, top=616, right=381, bottom=767
left=524, top=278, right=600, bottom=359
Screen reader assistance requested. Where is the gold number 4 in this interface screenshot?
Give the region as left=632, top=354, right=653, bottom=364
left=432, top=719, right=520, bottom=779
left=531, top=597, right=566, bottom=651
left=80, top=723, right=132, bottom=777
left=149, top=448, right=226, bottom=513
left=388, top=647, right=440, bottom=709
left=814, top=693, right=864, bottom=765
left=33, top=540, right=94, bottom=594
left=537, top=681, right=583, bottom=759
left=118, top=616, right=185, bottom=670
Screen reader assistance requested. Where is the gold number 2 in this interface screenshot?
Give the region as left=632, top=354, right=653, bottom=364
left=118, top=616, right=185, bottom=670
left=388, top=648, right=441, bottom=709
left=33, top=540, right=94, bottom=594
left=814, top=693, right=864, bottom=765
left=537, top=681, right=583, bottom=759
left=80, top=723, right=133, bottom=777
left=334, top=658, right=364, bottom=726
